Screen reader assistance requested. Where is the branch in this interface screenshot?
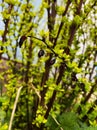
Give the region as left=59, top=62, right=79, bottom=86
left=32, top=36, right=56, bottom=55
left=31, top=36, right=66, bottom=61
left=24, top=39, right=33, bottom=130
left=82, top=99, right=97, bottom=123
left=47, top=0, right=51, bottom=32
left=51, top=0, right=56, bottom=26
left=51, top=115, right=64, bottom=130
left=66, top=0, right=84, bottom=54
left=0, top=4, right=13, bottom=59
left=32, top=36, right=68, bottom=69
left=44, top=64, right=65, bottom=119
left=53, top=0, right=71, bottom=46
left=76, top=0, right=83, bottom=15
left=30, top=84, right=41, bottom=104
left=8, top=86, right=23, bottom=130
left=77, top=81, right=97, bottom=114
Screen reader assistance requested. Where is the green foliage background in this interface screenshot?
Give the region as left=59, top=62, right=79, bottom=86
left=0, top=0, right=97, bottom=130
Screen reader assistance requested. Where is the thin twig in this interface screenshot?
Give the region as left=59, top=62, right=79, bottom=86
left=31, top=36, right=66, bottom=61
left=31, top=36, right=57, bottom=55
left=8, top=86, right=23, bottom=130
left=51, top=115, right=64, bottom=130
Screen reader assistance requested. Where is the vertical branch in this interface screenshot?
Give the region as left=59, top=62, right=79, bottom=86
left=0, top=4, right=13, bottom=59
left=13, top=14, right=20, bottom=60
left=40, top=0, right=70, bottom=107
left=43, top=0, right=84, bottom=122
left=51, top=0, right=56, bottom=26
left=66, top=0, right=83, bottom=54
left=40, top=54, right=52, bottom=106
left=54, top=0, right=71, bottom=46
left=24, top=39, right=33, bottom=130
left=76, top=0, right=83, bottom=14
left=47, top=0, right=51, bottom=31
left=40, top=65, right=65, bottom=130
left=44, top=64, right=65, bottom=119
left=40, top=0, right=57, bottom=106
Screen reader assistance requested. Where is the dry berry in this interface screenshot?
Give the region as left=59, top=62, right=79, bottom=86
left=38, top=49, right=45, bottom=57
left=19, top=36, right=27, bottom=48
left=50, top=58, right=56, bottom=65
